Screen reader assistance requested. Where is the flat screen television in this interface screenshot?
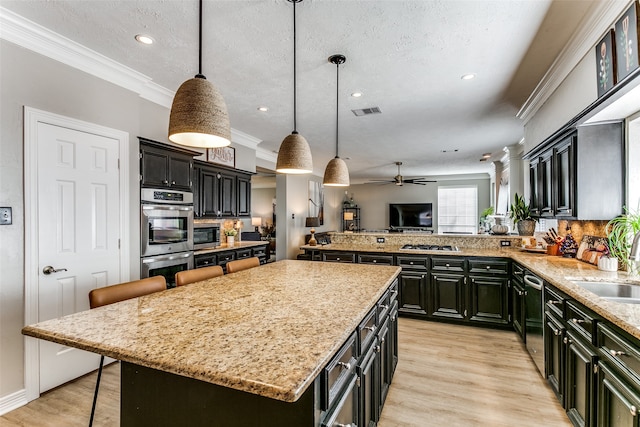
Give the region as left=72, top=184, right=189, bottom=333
left=389, top=203, right=433, bottom=228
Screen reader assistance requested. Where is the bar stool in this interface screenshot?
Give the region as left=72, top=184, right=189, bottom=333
left=226, top=256, right=260, bottom=274
left=87, top=275, right=166, bottom=426
left=175, top=265, right=224, bottom=287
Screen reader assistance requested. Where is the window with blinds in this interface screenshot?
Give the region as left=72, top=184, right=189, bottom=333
left=437, top=186, right=478, bottom=234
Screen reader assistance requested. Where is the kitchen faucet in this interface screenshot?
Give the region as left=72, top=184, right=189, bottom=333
left=631, top=230, right=640, bottom=261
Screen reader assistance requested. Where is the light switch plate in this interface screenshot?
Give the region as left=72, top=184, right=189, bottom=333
left=0, top=207, right=12, bottom=225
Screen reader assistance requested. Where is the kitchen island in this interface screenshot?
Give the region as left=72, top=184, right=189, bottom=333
left=22, top=260, right=401, bottom=426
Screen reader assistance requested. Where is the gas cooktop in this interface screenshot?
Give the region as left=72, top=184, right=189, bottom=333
left=401, top=244, right=459, bottom=251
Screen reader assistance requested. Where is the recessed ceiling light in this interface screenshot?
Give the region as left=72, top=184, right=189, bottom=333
left=482, top=152, right=491, bottom=158
left=257, top=106, right=269, bottom=112
left=135, top=34, right=154, bottom=45
left=461, top=73, right=476, bottom=80
left=351, top=92, right=362, bottom=98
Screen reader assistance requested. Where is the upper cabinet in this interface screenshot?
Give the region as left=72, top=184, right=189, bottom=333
left=139, top=137, right=199, bottom=192
left=193, top=160, right=252, bottom=219
left=526, top=121, right=623, bottom=220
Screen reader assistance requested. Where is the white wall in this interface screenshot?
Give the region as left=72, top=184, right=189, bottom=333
left=348, top=176, right=491, bottom=231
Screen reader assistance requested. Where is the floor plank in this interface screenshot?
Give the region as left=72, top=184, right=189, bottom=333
left=2, top=319, right=569, bottom=426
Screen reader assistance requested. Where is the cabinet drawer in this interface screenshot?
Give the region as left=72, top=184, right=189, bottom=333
left=377, top=289, right=392, bottom=323
left=235, top=249, right=252, bottom=259
left=358, top=253, right=394, bottom=265
left=512, top=263, right=525, bottom=283
left=358, top=308, right=378, bottom=354
left=397, top=256, right=428, bottom=271
left=598, top=323, right=640, bottom=386
left=389, top=279, right=399, bottom=304
left=217, top=251, right=236, bottom=264
left=545, top=286, right=566, bottom=318
left=431, top=257, right=465, bottom=273
left=195, top=254, right=217, bottom=268
left=251, top=246, right=267, bottom=257
left=322, top=252, right=355, bottom=263
left=565, top=301, right=598, bottom=345
left=468, top=259, right=509, bottom=275
left=321, top=332, right=357, bottom=411
left=321, top=374, right=359, bottom=427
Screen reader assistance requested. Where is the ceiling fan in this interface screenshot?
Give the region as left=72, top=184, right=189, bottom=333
left=369, top=162, right=437, bottom=186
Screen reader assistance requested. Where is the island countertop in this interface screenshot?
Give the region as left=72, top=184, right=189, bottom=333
left=22, top=260, right=401, bottom=402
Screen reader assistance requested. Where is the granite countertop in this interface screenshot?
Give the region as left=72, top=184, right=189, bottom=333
left=300, top=243, right=640, bottom=339
left=195, top=240, right=268, bottom=255
left=22, top=260, right=401, bottom=402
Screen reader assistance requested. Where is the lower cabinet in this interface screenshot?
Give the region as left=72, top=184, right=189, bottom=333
left=545, top=308, right=566, bottom=403
left=194, top=244, right=268, bottom=273
left=511, top=276, right=526, bottom=341
left=321, top=280, right=398, bottom=427
left=398, top=270, right=429, bottom=315
left=430, top=272, right=465, bottom=320
left=565, top=329, right=597, bottom=427
left=468, top=275, right=509, bottom=326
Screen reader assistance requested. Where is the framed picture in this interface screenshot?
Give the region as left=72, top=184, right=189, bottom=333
left=596, top=29, right=616, bottom=97
left=308, top=181, right=324, bottom=225
left=207, top=146, right=235, bottom=168
left=615, top=1, right=640, bottom=82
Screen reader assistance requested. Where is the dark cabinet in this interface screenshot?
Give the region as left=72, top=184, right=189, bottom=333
left=526, top=121, right=624, bottom=220
left=565, top=329, right=597, bottom=427
left=322, top=252, right=356, bottom=263
left=397, top=256, right=429, bottom=316
left=468, top=275, right=509, bottom=326
left=430, top=272, right=465, bottom=320
left=597, top=361, right=640, bottom=427
left=139, top=138, right=198, bottom=191
left=545, top=309, right=566, bottom=403
left=193, top=160, right=252, bottom=218
left=358, top=338, right=378, bottom=427
left=236, top=174, right=251, bottom=217
left=511, top=263, right=526, bottom=341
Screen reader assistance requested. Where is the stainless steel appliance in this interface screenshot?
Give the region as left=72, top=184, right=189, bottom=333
left=524, top=273, right=544, bottom=376
left=141, top=188, right=194, bottom=288
left=193, top=222, right=221, bottom=250
left=141, top=252, right=194, bottom=288
left=140, top=189, right=194, bottom=257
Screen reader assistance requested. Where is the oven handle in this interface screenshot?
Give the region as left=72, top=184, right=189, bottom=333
left=142, top=252, right=193, bottom=264
left=142, top=204, right=193, bottom=212
left=524, top=274, right=543, bottom=290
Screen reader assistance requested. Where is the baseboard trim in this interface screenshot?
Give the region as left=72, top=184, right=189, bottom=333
left=0, top=388, right=28, bottom=416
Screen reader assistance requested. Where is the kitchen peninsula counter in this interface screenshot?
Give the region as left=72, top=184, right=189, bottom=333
left=23, top=260, right=401, bottom=426
left=300, top=243, right=640, bottom=340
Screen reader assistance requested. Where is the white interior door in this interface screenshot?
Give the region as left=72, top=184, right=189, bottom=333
left=36, top=122, right=121, bottom=392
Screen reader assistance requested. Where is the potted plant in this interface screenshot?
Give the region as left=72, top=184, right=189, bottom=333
left=479, top=206, right=494, bottom=233
left=605, top=207, right=640, bottom=272
left=224, top=227, right=237, bottom=245
left=509, top=193, right=537, bottom=236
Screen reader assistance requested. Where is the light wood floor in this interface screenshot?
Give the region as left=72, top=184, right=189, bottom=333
left=2, top=318, right=570, bottom=426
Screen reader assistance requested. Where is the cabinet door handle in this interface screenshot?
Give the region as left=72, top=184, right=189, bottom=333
left=570, top=318, right=585, bottom=324
left=409, top=261, right=414, bottom=265
left=486, top=266, right=491, bottom=270
left=334, top=423, right=355, bottom=427
left=554, top=329, right=562, bottom=336
left=631, top=405, right=637, bottom=417
left=337, top=361, right=351, bottom=370
left=610, top=349, right=626, bottom=357
left=171, top=181, right=176, bottom=185
left=163, top=180, right=168, bottom=184
left=363, top=326, right=376, bottom=332
left=547, top=300, right=561, bottom=305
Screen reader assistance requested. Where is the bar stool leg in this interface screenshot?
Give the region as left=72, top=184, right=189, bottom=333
left=89, top=355, right=104, bottom=427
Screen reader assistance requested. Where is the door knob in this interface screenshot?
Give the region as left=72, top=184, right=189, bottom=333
left=43, top=266, right=68, bottom=275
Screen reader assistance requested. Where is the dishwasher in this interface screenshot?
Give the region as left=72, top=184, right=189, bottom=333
left=524, top=273, right=544, bottom=376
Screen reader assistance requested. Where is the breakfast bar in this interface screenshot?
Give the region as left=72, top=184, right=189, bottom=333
left=22, top=260, right=401, bottom=426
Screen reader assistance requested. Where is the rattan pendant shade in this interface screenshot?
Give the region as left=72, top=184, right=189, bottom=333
left=276, top=0, right=313, bottom=174
left=323, top=54, right=349, bottom=187
left=168, top=0, right=230, bottom=148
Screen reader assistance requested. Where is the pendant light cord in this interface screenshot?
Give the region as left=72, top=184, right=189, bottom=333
left=292, top=0, right=298, bottom=133
left=196, top=0, right=204, bottom=78
left=335, top=60, right=339, bottom=158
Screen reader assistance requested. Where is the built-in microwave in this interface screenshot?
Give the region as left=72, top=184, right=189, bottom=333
left=193, top=223, right=221, bottom=250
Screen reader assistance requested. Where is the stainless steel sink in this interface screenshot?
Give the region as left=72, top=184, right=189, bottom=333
left=571, top=281, right=640, bottom=304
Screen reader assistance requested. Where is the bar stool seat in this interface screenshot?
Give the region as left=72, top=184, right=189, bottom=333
left=226, top=256, right=260, bottom=274
left=175, top=265, right=224, bottom=287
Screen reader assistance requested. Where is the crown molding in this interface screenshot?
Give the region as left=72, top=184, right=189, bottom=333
left=0, top=7, right=174, bottom=107
left=517, top=0, right=634, bottom=123
left=0, top=6, right=264, bottom=150
left=255, top=146, right=278, bottom=164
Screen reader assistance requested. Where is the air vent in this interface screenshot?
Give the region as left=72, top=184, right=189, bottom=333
left=351, top=107, right=382, bottom=117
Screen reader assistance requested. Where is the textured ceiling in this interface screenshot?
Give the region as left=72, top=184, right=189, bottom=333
left=1, top=0, right=595, bottom=182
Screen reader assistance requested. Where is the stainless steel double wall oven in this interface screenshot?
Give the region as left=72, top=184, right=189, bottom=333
left=140, top=188, right=194, bottom=287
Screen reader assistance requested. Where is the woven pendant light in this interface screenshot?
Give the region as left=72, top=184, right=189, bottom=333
left=323, top=54, right=350, bottom=187
left=168, top=0, right=231, bottom=148
left=276, top=0, right=313, bottom=174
